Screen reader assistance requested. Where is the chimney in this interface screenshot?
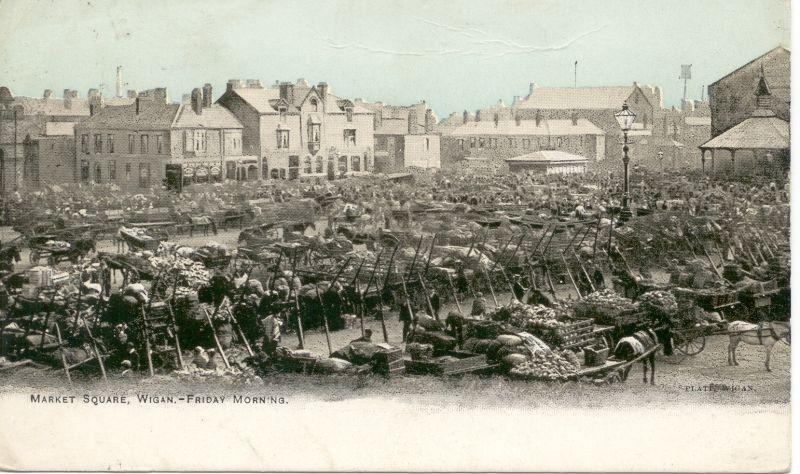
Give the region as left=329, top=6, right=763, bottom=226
left=43, top=89, right=53, bottom=99
left=127, top=89, right=138, bottom=99
left=116, top=66, right=124, bottom=98
left=571, top=113, right=578, bottom=126
left=515, top=115, right=522, bottom=126
left=226, top=79, right=246, bottom=92
left=463, top=110, right=468, bottom=124
left=493, top=114, right=499, bottom=127
left=317, top=82, right=328, bottom=99
left=535, top=111, right=542, bottom=127
left=88, top=89, right=102, bottom=116
left=425, top=109, right=433, bottom=130
left=245, top=79, right=262, bottom=88
left=296, top=78, right=308, bottom=87
left=279, top=82, right=294, bottom=103
left=153, top=87, right=167, bottom=103
left=528, top=82, right=538, bottom=97
left=202, top=83, right=213, bottom=107
left=475, top=110, right=481, bottom=122
left=191, top=88, right=203, bottom=115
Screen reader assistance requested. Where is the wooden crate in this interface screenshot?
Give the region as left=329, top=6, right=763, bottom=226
left=374, top=348, right=405, bottom=376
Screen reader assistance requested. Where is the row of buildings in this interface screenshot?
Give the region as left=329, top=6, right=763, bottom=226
left=0, top=46, right=789, bottom=193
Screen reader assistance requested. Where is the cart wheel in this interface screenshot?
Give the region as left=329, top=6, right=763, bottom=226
left=29, top=249, right=39, bottom=263
left=675, top=334, right=706, bottom=356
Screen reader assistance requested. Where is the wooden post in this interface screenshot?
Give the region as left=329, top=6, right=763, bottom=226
left=166, top=301, right=185, bottom=370
left=606, top=215, right=615, bottom=253
left=39, top=292, right=57, bottom=350
left=140, top=306, right=155, bottom=376
left=498, top=264, right=517, bottom=303
left=481, top=266, right=499, bottom=307
left=202, top=305, right=231, bottom=369
left=446, top=272, right=464, bottom=316
left=81, top=317, right=108, bottom=384
left=423, top=233, right=437, bottom=276
left=592, top=216, right=602, bottom=259
left=490, top=235, right=515, bottom=272
left=314, top=286, right=334, bottom=356
left=560, top=253, right=582, bottom=298
left=405, top=235, right=424, bottom=281
left=573, top=250, right=596, bottom=293
left=222, top=297, right=254, bottom=357
left=416, top=271, right=438, bottom=321
left=399, top=274, right=417, bottom=338
left=54, top=322, right=72, bottom=387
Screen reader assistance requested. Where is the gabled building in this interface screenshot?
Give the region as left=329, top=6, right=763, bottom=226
left=217, top=78, right=375, bottom=180
left=74, top=86, right=245, bottom=192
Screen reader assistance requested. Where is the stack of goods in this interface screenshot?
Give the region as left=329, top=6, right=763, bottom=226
left=43, top=240, right=70, bottom=250
left=488, top=301, right=583, bottom=346
left=573, top=289, right=639, bottom=324
left=147, top=254, right=211, bottom=297
left=639, top=290, right=679, bottom=318
left=508, top=350, right=581, bottom=381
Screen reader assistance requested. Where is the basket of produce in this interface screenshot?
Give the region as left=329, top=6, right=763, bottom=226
left=508, top=350, right=580, bottom=382
left=638, top=290, right=679, bottom=318
left=573, top=289, right=639, bottom=324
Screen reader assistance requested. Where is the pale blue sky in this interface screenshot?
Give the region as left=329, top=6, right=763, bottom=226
left=0, top=0, right=790, bottom=117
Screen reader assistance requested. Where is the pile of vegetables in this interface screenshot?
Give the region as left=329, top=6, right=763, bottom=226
left=119, top=226, right=152, bottom=238
left=639, top=290, right=679, bottom=316
left=488, top=301, right=570, bottom=333
left=574, top=289, right=639, bottom=317
left=43, top=240, right=70, bottom=249
left=508, top=350, right=580, bottom=381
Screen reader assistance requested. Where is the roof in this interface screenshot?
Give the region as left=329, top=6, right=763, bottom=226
left=516, top=86, right=634, bottom=110
left=173, top=103, right=243, bottom=129
left=450, top=119, right=604, bottom=136
left=700, top=115, right=789, bottom=150
left=709, top=46, right=790, bottom=87
left=227, top=86, right=372, bottom=115
left=44, top=122, right=75, bottom=136
left=14, top=97, right=90, bottom=117
left=103, top=97, right=137, bottom=107
left=685, top=116, right=711, bottom=126
left=79, top=102, right=180, bottom=130
left=375, top=118, right=409, bottom=135
left=506, top=150, right=589, bottom=163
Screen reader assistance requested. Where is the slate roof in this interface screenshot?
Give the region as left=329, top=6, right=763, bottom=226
left=172, top=103, right=242, bottom=129
left=516, top=86, right=634, bottom=110
left=14, top=97, right=90, bottom=116
left=700, top=115, right=789, bottom=150
left=78, top=102, right=180, bottom=130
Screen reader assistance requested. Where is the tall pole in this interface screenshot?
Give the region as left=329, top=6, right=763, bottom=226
left=13, top=109, right=17, bottom=191
left=621, top=128, right=631, bottom=221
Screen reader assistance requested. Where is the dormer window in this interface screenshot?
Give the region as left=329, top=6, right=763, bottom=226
left=346, top=107, right=353, bottom=122
left=278, top=106, right=287, bottom=119
left=310, top=98, right=318, bottom=112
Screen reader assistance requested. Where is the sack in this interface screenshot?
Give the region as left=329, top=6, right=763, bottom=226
left=503, top=353, right=528, bottom=366
left=314, top=357, right=353, bottom=374
left=496, top=334, right=523, bottom=347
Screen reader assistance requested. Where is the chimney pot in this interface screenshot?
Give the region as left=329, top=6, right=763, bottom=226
left=43, top=89, right=53, bottom=99
left=202, top=83, right=213, bottom=107
left=317, top=82, right=328, bottom=99
left=127, top=89, right=138, bottom=99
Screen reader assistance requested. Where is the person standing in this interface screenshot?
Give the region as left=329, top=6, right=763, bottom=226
left=261, top=312, right=282, bottom=358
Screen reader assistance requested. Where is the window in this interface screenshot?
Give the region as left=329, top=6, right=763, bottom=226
left=458, top=139, right=465, bottom=150
left=128, top=134, right=134, bottom=153
left=107, top=134, right=114, bottom=153
left=523, top=139, right=531, bottom=149
left=303, top=156, right=312, bottom=174
left=80, top=160, right=90, bottom=182
left=315, top=156, right=324, bottom=173
left=279, top=168, right=286, bottom=179
left=424, top=138, right=430, bottom=151
left=278, top=106, right=287, bottom=119
left=508, top=138, right=515, bottom=147
left=345, top=107, right=353, bottom=122
left=108, top=160, right=116, bottom=180
left=262, top=164, right=269, bottom=180
left=288, top=156, right=299, bottom=180
left=94, top=134, right=103, bottom=153
left=140, top=135, right=148, bottom=154
left=271, top=169, right=279, bottom=179
left=125, top=163, right=131, bottom=181
left=157, top=135, right=164, bottom=154
left=343, top=129, right=356, bottom=147
left=81, top=135, right=89, bottom=154
left=94, top=163, right=102, bottom=182
left=277, top=130, right=289, bottom=149
left=193, top=130, right=206, bottom=152
left=308, top=123, right=320, bottom=143
left=557, top=137, right=563, bottom=147
left=139, top=163, right=150, bottom=187
left=470, top=137, right=476, bottom=148
left=310, top=98, right=318, bottom=112
left=351, top=155, right=361, bottom=172
left=338, top=155, right=348, bottom=174
left=563, top=137, right=569, bottom=147
left=478, top=138, right=485, bottom=148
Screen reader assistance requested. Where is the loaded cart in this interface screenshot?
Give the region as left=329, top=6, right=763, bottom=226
left=119, top=227, right=161, bottom=252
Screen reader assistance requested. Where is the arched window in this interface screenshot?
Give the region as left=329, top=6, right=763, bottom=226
left=315, top=156, right=324, bottom=173
left=310, top=98, right=318, bottom=112
left=338, top=155, right=348, bottom=174
left=351, top=155, right=361, bottom=172
left=95, top=163, right=102, bottom=182
left=303, top=156, right=312, bottom=174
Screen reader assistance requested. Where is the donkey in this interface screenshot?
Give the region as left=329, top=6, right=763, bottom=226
left=727, top=320, right=791, bottom=371
left=614, top=329, right=658, bottom=385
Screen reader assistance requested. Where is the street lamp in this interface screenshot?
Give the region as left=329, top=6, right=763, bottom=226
left=614, top=103, right=636, bottom=221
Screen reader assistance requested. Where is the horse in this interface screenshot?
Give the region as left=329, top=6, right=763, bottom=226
left=613, top=329, right=658, bottom=385
left=727, top=320, right=791, bottom=371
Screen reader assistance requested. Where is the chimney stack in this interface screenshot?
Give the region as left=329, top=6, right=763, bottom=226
left=43, top=89, right=53, bottom=99
left=317, top=82, right=328, bottom=99
left=63, top=89, right=78, bottom=109
left=191, top=88, right=203, bottom=115
left=463, top=110, right=468, bottom=124
left=245, top=79, right=262, bottom=88
left=475, top=110, right=481, bottom=122
left=202, top=83, right=213, bottom=107
left=127, top=89, right=138, bottom=99
left=493, top=113, right=499, bottom=127
left=88, top=89, right=102, bottom=116
left=528, top=82, right=538, bottom=97
left=571, top=113, right=578, bottom=126
left=279, top=82, right=294, bottom=103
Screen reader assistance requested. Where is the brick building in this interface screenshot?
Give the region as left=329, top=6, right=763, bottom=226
left=22, top=122, right=76, bottom=188
left=217, top=79, right=375, bottom=180
left=512, top=83, right=656, bottom=162
left=357, top=100, right=440, bottom=172
left=708, top=46, right=790, bottom=138
left=75, top=86, right=245, bottom=193
left=441, top=116, right=605, bottom=173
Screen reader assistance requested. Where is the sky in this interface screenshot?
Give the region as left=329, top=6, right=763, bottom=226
left=0, top=0, right=790, bottom=118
